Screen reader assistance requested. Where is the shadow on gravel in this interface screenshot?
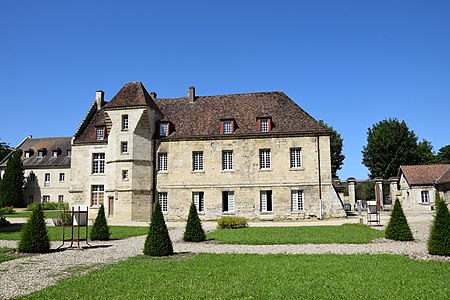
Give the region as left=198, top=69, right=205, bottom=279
left=0, top=223, right=24, bottom=233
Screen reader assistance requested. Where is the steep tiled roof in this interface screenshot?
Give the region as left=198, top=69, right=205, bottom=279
left=436, top=168, right=450, bottom=185
left=156, top=92, right=329, bottom=138
left=74, top=108, right=108, bottom=144
left=105, top=82, right=160, bottom=112
left=400, top=164, right=450, bottom=186
left=5, top=137, right=72, bottom=168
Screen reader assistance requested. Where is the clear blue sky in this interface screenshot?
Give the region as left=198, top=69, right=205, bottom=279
left=1, top=0, right=449, bottom=180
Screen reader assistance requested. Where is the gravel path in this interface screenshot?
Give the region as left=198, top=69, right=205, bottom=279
left=0, top=216, right=449, bottom=299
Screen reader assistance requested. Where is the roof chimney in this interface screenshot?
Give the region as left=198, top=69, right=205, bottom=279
left=95, top=90, right=105, bottom=110
left=188, top=86, right=195, bottom=103
left=150, top=91, right=157, bottom=100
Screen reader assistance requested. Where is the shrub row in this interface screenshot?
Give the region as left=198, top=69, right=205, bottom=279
left=217, top=216, right=248, bottom=229
left=0, top=207, right=15, bottom=215
left=26, top=202, right=68, bottom=211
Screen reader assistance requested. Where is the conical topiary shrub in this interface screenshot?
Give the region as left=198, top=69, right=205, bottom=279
left=428, top=193, right=450, bottom=256
left=144, top=201, right=173, bottom=256
left=183, top=201, right=206, bottom=242
left=90, top=204, right=110, bottom=241
left=17, top=203, right=50, bottom=253
left=385, top=198, right=413, bottom=241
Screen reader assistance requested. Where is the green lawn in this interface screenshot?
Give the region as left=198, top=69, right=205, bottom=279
left=4, top=210, right=62, bottom=219
left=207, top=224, right=385, bottom=244
left=18, top=253, right=450, bottom=299
left=0, top=247, right=16, bottom=263
left=0, top=225, right=148, bottom=241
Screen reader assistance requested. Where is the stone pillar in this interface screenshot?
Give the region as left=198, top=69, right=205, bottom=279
left=347, top=177, right=356, bottom=206
left=389, top=177, right=399, bottom=205
left=375, top=178, right=383, bottom=210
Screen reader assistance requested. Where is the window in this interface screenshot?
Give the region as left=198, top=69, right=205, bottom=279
left=96, top=127, right=105, bottom=140
left=290, top=148, right=302, bottom=168
left=222, top=150, right=233, bottom=170
left=52, top=150, right=59, bottom=157
left=44, top=173, right=50, bottom=187
left=291, top=190, right=304, bottom=211
left=260, top=190, right=273, bottom=213
left=222, top=191, right=235, bottom=213
left=421, top=191, right=429, bottom=204
left=158, top=153, right=168, bottom=172
left=121, top=141, right=128, bottom=154
left=158, top=192, right=168, bottom=212
left=160, top=123, right=169, bottom=137
left=259, top=118, right=271, bottom=132
left=59, top=173, right=65, bottom=182
left=66, top=150, right=71, bottom=157
left=122, top=114, right=129, bottom=130
left=42, top=195, right=50, bottom=202
left=58, top=195, right=64, bottom=203
left=38, top=150, right=45, bottom=158
left=221, top=120, right=235, bottom=134
left=193, top=192, right=204, bottom=212
left=24, top=151, right=31, bottom=158
left=92, top=153, right=105, bottom=174
left=259, top=149, right=271, bottom=169
left=193, top=151, right=204, bottom=171
left=122, top=169, right=129, bottom=181
left=91, top=185, right=105, bottom=206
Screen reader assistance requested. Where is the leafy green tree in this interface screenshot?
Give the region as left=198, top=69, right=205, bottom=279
left=17, top=204, right=50, bottom=253
left=415, top=140, right=436, bottom=165
left=362, top=118, right=419, bottom=179
left=0, top=140, right=12, bottom=162
left=90, top=204, right=110, bottom=240
left=428, top=193, right=450, bottom=256
left=385, top=198, right=413, bottom=241
left=0, top=151, right=24, bottom=207
left=319, top=121, right=345, bottom=178
left=144, top=201, right=173, bottom=256
left=355, top=181, right=375, bottom=201
left=183, top=201, right=206, bottom=242
left=436, top=145, right=450, bottom=164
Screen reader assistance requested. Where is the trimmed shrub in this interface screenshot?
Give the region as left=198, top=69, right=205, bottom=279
left=385, top=198, right=413, bottom=241
left=217, top=216, right=248, bottom=229
left=0, top=207, right=15, bottom=215
left=27, top=202, right=68, bottom=211
left=144, top=201, right=173, bottom=256
left=183, top=201, right=206, bottom=242
left=428, top=193, right=450, bottom=256
left=90, top=204, right=110, bottom=241
left=17, top=204, right=50, bottom=253
left=0, top=216, right=10, bottom=227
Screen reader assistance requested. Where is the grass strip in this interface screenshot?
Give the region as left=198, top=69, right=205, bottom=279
left=207, top=224, right=384, bottom=244
left=4, top=211, right=62, bottom=219
left=0, top=247, right=17, bottom=263
left=18, top=253, right=450, bottom=299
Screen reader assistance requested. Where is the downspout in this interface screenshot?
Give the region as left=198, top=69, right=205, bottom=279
left=317, top=134, right=323, bottom=219
left=151, top=132, right=158, bottom=218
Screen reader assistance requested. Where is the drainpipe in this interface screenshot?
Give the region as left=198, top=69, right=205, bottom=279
left=317, top=135, right=323, bottom=219
left=151, top=130, right=158, bottom=217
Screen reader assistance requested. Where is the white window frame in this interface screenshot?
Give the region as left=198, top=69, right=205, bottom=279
left=42, top=195, right=50, bottom=203
left=260, top=118, right=269, bottom=132
left=58, top=195, right=64, bottom=203
left=290, top=148, right=302, bottom=169
left=91, top=185, right=105, bottom=206
left=96, top=127, right=105, bottom=140
left=122, top=114, right=129, bottom=131
left=222, top=191, right=235, bottom=213
left=24, top=151, right=31, bottom=158
left=223, top=120, right=232, bottom=134
left=59, top=173, right=65, bottom=182
left=260, top=190, right=273, bottom=213
left=259, top=149, right=271, bottom=169
left=291, top=190, right=304, bottom=211
left=121, top=141, right=128, bottom=154
left=158, top=192, right=168, bottom=212
left=52, top=150, right=59, bottom=158
left=44, top=173, right=50, bottom=187
left=421, top=191, right=429, bottom=204
left=158, top=153, right=168, bottom=172
left=160, top=123, right=169, bottom=137
left=37, top=150, right=44, bottom=158
left=66, top=150, right=71, bottom=157
left=193, top=192, right=204, bottom=212
left=193, top=151, right=204, bottom=171
left=92, top=153, right=105, bottom=174
left=222, top=150, right=233, bottom=170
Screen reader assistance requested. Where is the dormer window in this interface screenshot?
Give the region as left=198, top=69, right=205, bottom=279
left=52, top=148, right=61, bottom=158
left=258, top=118, right=272, bottom=133
left=66, top=150, right=71, bottom=157
left=24, top=151, right=31, bottom=158
left=221, top=119, right=235, bottom=134
left=160, top=122, right=169, bottom=137
left=37, top=148, right=47, bottom=158
left=96, top=127, right=106, bottom=141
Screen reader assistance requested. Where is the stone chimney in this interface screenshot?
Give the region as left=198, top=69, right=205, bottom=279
left=188, top=86, right=195, bottom=103
left=95, top=90, right=105, bottom=110
left=150, top=91, right=157, bottom=100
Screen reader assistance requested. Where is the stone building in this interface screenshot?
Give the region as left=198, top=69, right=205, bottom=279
left=1, top=82, right=346, bottom=221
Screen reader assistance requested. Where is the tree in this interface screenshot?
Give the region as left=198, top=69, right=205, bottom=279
left=0, top=140, right=12, bottom=162
left=436, top=145, right=450, bottom=164
left=0, top=150, right=24, bottom=207
left=385, top=198, right=413, bottom=241
left=319, top=121, right=345, bottom=178
left=90, top=204, right=110, bottom=241
left=415, top=140, right=436, bottom=165
left=355, top=181, right=375, bottom=201
left=362, top=118, right=419, bottom=179
left=183, top=201, right=206, bottom=242
left=17, top=204, right=50, bottom=253
left=427, top=193, right=450, bottom=256
left=144, top=201, right=173, bottom=256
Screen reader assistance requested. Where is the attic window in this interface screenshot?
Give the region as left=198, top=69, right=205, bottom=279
left=37, top=149, right=47, bottom=158
left=258, top=118, right=272, bottom=133
left=66, top=150, right=71, bottom=157
left=52, top=149, right=61, bottom=158
left=221, top=120, right=235, bottom=134
left=96, top=127, right=106, bottom=141
left=24, top=151, right=32, bottom=158
left=160, top=123, right=169, bottom=137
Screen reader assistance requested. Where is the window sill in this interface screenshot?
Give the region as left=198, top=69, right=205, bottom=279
left=91, top=173, right=106, bottom=176
left=291, top=210, right=305, bottom=213
left=121, top=152, right=129, bottom=155
left=289, top=167, right=305, bottom=171
left=259, top=169, right=273, bottom=172
left=222, top=212, right=235, bottom=215
left=158, top=171, right=169, bottom=174
left=221, top=170, right=235, bottom=173
left=192, top=170, right=205, bottom=174
left=260, top=211, right=273, bottom=215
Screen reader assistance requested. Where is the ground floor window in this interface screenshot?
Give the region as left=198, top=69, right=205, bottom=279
left=421, top=191, right=429, bottom=204
left=91, top=185, right=105, bottom=206
left=58, top=195, right=64, bottom=203
left=42, top=195, right=50, bottom=202
left=291, top=190, right=304, bottom=211
left=260, top=190, right=273, bottom=213
left=158, top=192, right=168, bottom=212
left=193, top=192, right=204, bottom=212
left=222, top=191, right=235, bottom=213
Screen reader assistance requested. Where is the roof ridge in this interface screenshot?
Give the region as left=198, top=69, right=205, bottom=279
left=157, top=91, right=285, bottom=101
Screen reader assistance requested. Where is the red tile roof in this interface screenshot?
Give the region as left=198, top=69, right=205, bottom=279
left=400, top=164, right=450, bottom=186
left=105, top=82, right=160, bottom=112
